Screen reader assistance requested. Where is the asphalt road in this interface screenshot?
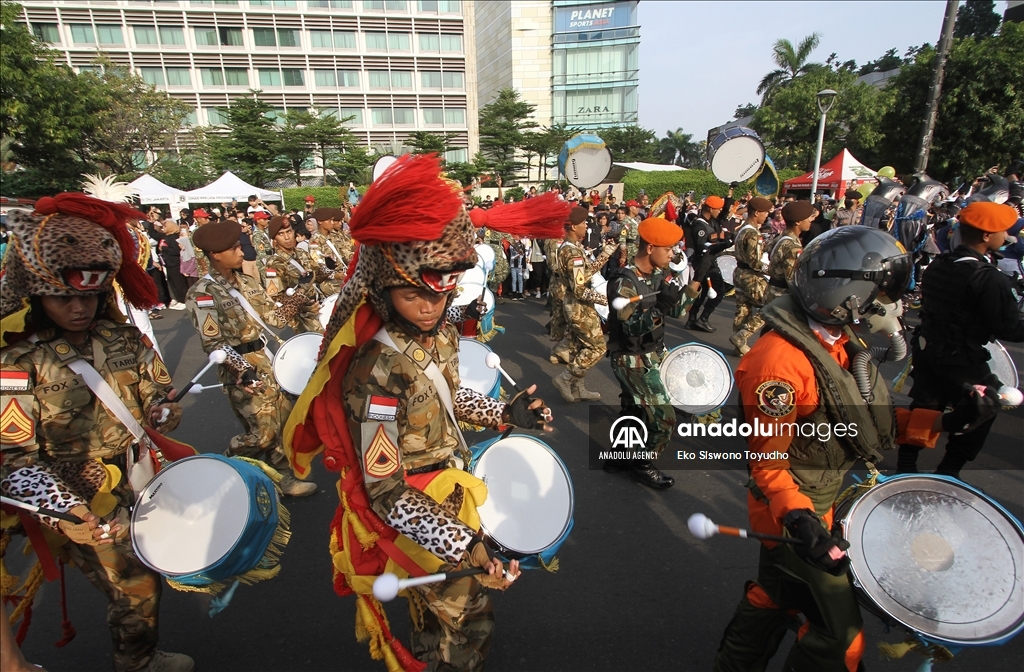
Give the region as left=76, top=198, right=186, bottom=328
left=11, top=293, right=1024, bottom=672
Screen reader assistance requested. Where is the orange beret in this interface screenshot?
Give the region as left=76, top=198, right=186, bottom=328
left=704, top=195, right=725, bottom=209
left=192, top=221, right=241, bottom=254
left=958, top=202, right=1018, bottom=233
left=638, top=218, right=683, bottom=247
left=269, top=215, right=291, bottom=238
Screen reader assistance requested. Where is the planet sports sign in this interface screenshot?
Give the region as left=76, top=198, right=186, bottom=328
left=555, top=2, right=634, bottom=32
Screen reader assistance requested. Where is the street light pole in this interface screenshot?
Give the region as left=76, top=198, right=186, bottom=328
left=810, top=89, right=838, bottom=202
left=914, top=0, right=959, bottom=173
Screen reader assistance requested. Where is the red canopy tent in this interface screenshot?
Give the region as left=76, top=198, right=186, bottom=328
left=783, top=149, right=877, bottom=199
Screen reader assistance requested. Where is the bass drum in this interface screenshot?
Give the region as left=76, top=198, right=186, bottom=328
left=660, top=343, right=734, bottom=414
left=984, top=340, right=1019, bottom=389
left=836, top=474, right=1024, bottom=647
left=707, top=126, right=765, bottom=184
left=318, top=293, right=339, bottom=329
left=590, top=271, right=609, bottom=323
left=470, top=434, right=574, bottom=569
left=272, top=332, right=323, bottom=395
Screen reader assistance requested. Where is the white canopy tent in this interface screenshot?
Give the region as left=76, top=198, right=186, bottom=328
left=128, top=174, right=189, bottom=208
left=184, top=171, right=283, bottom=204
left=612, top=162, right=687, bottom=172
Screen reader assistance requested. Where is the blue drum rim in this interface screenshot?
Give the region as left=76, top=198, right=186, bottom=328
left=470, top=434, right=575, bottom=558
left=839, top=473, right=1024, bottom=647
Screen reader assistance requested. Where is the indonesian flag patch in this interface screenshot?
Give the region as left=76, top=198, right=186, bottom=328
left=366, top=395, right=399, bottom=422
left=364, top=424, right=400, bottom=478
left=266, top=269, right=277, bottom=278
left=196, top=295, right=215, bottom=309
left=0, top=370, right=30, bottom=392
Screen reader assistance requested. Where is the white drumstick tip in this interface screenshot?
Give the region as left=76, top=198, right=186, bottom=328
left=484, top=352, right=501, bottom=370
left=188, top=386, right=205, bottom=395
left=687, top=513, right=719, bottom=540
left=998, top=386, right=1023, bottom=407
left=372, top=573, right=401, bottom=602
left=286, top=288, right=296, bottom=296
left=209, top=350, right=228, bottom=364
left=611, top=297, right=630, bottom=311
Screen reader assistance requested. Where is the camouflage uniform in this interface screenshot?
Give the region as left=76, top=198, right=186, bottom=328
left=328, top=228, right=355, bottom=269
left=482, top=230, right=510, bottom=294
left=186, top=267, right=300, bottom=470
left=557, top=240, right=609, bottom=377
left=617, top=215, right=640, bottom=264
left=731, top=223, right=770, bottom=340
left=265, top=247, right=331, bottom=333
left=308, top=231, right=343, bottom=277
left=764, top=232, right=803, bottom=304
left=342, top=322, right=507, bottom=671
left=1, top=320, right=174, bottom=672
left=250, top=226, right=274, bottom=280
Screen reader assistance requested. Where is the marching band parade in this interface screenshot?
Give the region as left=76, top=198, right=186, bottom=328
left=3, top=4, right=1024, bottom=672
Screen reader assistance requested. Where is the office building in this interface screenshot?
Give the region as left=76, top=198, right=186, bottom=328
left=15, top=0, right=479, bottom=164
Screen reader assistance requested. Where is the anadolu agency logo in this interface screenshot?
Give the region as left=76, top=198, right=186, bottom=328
left=600, top=415, right=658, bottom=461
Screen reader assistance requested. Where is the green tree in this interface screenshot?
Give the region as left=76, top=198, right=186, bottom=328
left=879, top=22, right=1024, bottom=180
left=752, top=67, right=892, bottom=171
left=478, top=88, right=538, bottom=183
left=734, top=103, right=758, bottom=119
left=305, top=108, right=358, bottom=184
left=208, top=92, right=279, bottom=187
left=329, top=144, right=374, bottom=185
left=600, top=125, right=659, bottom=163
left=858, top=48, right=903, bottom=75
left=150, top=126, right=215, bottom=190
left=408, top=130, right=459, bottom=157
left=953, top=0, right=1001, bottom=39
left=756, top=33, right=824, bottom=105
left=658, top=128, right=702, bottom=167
left=273, top=109, right=316, bottom=186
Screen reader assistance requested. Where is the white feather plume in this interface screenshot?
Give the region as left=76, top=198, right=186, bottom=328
left=81, top=173, right=136, bottom=204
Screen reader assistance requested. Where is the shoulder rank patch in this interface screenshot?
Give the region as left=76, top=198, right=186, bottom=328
left=1, top=398, right=34, bottom=445
left=756, top=380, right=797, bottom=418
left=152, top=357, right=173, bottom=385
left=202, top=314, right=221, bottom=338
left=0, top=370, right=30, bottom=392
left=196, top=295, right=215, bottom=309
left=364, top=424, right=400, bottom=478
left=366, top=395, right=399, bottom=422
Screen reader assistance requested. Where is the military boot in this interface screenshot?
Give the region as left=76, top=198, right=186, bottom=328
left=552, top=370, right=578, bottom=402
left=571, top=376, right=601, bottom=401
left=549, top=341, right=572, bottom=364
left=140, top=651, right=195, bottom=672
left=728, top=330, right=751, bottom=356
left=630, top=461, right=675, bottom=490
left=278, top=472, right=318, bottom=497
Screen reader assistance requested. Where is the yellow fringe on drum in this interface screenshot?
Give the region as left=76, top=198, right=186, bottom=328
left=877, top=638, right=954, bottom=664
left=834, top=467, right=881, bottom=513
left=539, top=555, right=560, bottom=573
left=694, top=409, right=722, bottom=425
left=476, top=323, right=504, bottom=343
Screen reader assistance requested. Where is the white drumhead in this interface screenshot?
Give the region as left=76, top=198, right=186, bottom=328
left=474, top=244, right=496, bottom=274
left=273, top=332, right=323, bottom=395
left=132, top=456, right=250, bottom=576
left=318, top=293, right=339, bottom=328
left=473, top=436, right=573, bottom=555
left=718, top=255, right=738, bottom=285
left=661, top=344, right=734, bottom=414
left=372, top=155, right=398, bottom=182
left=590, top=272, right=609, bottom=321
left=460, top=267, right=486, bottom=288
left=566, top=147, right=612, bottom=190
left=710, top=135, right=764, bottom=183
left=458, top=338, right=500, bottom=396
left=985, top=340, right=1019, bottom=389
left=453, top=281, right=495, bottom=315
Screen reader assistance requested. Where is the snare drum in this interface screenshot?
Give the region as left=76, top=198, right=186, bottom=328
left=717, top=254, right=738, bottom=285
left=660, top=343, right=734, bottom=414
left=132, top=455, right=288, bottom=589
left=459, top=266, right=487, bottom=288
left=836, top=474, right=1024, bottom=647
left=985, top=340, right=1019, bottom=389
left=590, top=271, right=609, bottom=322
left=558, top=133, right=612, bottom=190
left=318, top=293, right=339, bottom=328
left=707, top=126, right=765, bottom=183
left=459, top=338, right=501, bottom=399
left=470, top=435, right=574, bottom=569
left=273, top=332, right=324, bottom=395
left=474, top=244, right=496, bottom=275
left=372, top=155, right=398, bottom=182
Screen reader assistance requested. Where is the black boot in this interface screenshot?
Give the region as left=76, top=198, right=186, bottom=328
left=935, top=452, right=969, bottom=480
left=693, top=317, right=716, bottom=333
left=684, top=316, right=699, bottom=330
left=630, top=461, right=675, bottom=489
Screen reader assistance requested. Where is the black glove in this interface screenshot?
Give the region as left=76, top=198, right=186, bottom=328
left=783, top=509, right=851, bottom=576
left=464, top=298, right=487, bottom=320
left=729, top=181, right=739, bottom=189
left=324, top=257, right=337, bottom=270
left=298, top=272, right=314, bottom=285
left=239, top=369, right=260, bottom=387
left=941, top=375, right=1002, bottom=434
left=500, top=390, right=546, bottom=429
left=656, top=282, right=683, bottom=311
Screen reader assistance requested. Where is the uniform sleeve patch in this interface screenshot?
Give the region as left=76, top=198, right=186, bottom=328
left=266, top=269, right=277, bottom=277
left=367, top=395, right=399, bottom=421
left=201, top=314, right=221, bottom=338
left=196, top=295, right=215, bottom=308
left=572, top=257, right=585, bottom=267
left=363, top=424, right=400, bottom=478
left=756, top=380, right=797, bottom=418
left=1, top=398, right=35, bottom=445
left=152, top=357, right=173, bottom=386
left=0, top=370, right=30, bottom=392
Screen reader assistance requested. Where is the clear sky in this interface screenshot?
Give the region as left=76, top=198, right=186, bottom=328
left=637, top=0, right=954, bottom=141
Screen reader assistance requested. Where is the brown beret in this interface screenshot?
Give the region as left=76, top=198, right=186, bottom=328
left=192, top=221, right=241, bottom=254
left=782, top=200, right=816, bottom=225
left=327, top=207, right=345, bottom=220
left=747, top=197, right=773, bottom=213
left=269, top=215, right=291, bottom=238
left=638, top=218, right=683, bottom=247
left=311, top=208, right=333, bottom=221
left=567, top=206, right=589, bottom=226
left=959, top=202, right=1018, bottom=233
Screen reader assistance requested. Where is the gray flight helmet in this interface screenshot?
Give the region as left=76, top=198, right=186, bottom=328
left=791, top=226, right=912, bottom=326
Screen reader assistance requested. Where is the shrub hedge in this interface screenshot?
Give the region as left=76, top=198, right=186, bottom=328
left=621, top=168, right=803, bottom=200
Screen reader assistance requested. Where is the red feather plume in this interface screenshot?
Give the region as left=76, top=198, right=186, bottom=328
left=348, top=154, right=462, bottom=245
left=468, top=192, right=571, bottom=238
left=34, top=193, right=158, bottom=309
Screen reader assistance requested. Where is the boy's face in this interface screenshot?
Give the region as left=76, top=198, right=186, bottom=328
left=389, top=286, right=449, bottom=333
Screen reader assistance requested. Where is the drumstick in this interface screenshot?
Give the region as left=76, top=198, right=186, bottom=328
left=611, top=293, right=660, bottom=311
left=706, top=279, right=717, bottom=300
left=1, top=496, right=85, bottom=524
left=687, top=513, right=804, bottom=545
left=372, top=567, right=490, bottom=602
left=188, top=383, right=227, bottom=394
left=157, top=349, right=227, bottom=404
left=997, top=386, right=1023, bottom=407
left=484, top=352, right=520, bottom=392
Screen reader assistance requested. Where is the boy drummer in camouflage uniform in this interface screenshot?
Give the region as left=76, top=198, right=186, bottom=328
left=0, top=194, right=193, bottom=672
left=187, top=220, right=317, bottom=497
left=729, top=197, right=773, bottom=356
left=284, top=155, right=566, bottom=671
left=605, top=218, right=689, bottom=489
left=265, top=216, right=333, bottom=333
left=764, top=201, right=816, bottom=305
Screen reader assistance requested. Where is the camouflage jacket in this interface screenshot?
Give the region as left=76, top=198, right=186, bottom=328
left=767, top=232, right=803, bottom=288
left=250, top=227, right=274, bottom=268
left=342, top=322, right=505, bottom=564
left=266, top=247, right=339, bottom=298
left=618, top=215, right=640, bottom=259
left=733, top=223, right=767, bottom=273
left=557, top=239, right=611, bottom=306
left=1, top=321, right=173, bottom=527
left=328, top=229, right=355, bottom=266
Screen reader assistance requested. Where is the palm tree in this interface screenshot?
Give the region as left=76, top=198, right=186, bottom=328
left=757, top=33, right=823, bottom=105
left=658, top=128, right=701, bottom=167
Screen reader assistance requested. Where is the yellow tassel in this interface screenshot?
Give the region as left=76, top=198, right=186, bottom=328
left=342, top=490, right=380, bottom=549
left=539, top=555, right=560, bottom=573
left=458, top=420, right=486, bottom=433
left=694, top=409, right=722, bottom=425
left=232, top=456, right=284, bottom=484
left=878, top=640, right=918, bottom=659
left=7, top=564, right=45, bottom=624
left=892, top=356, right=913, bottom=393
